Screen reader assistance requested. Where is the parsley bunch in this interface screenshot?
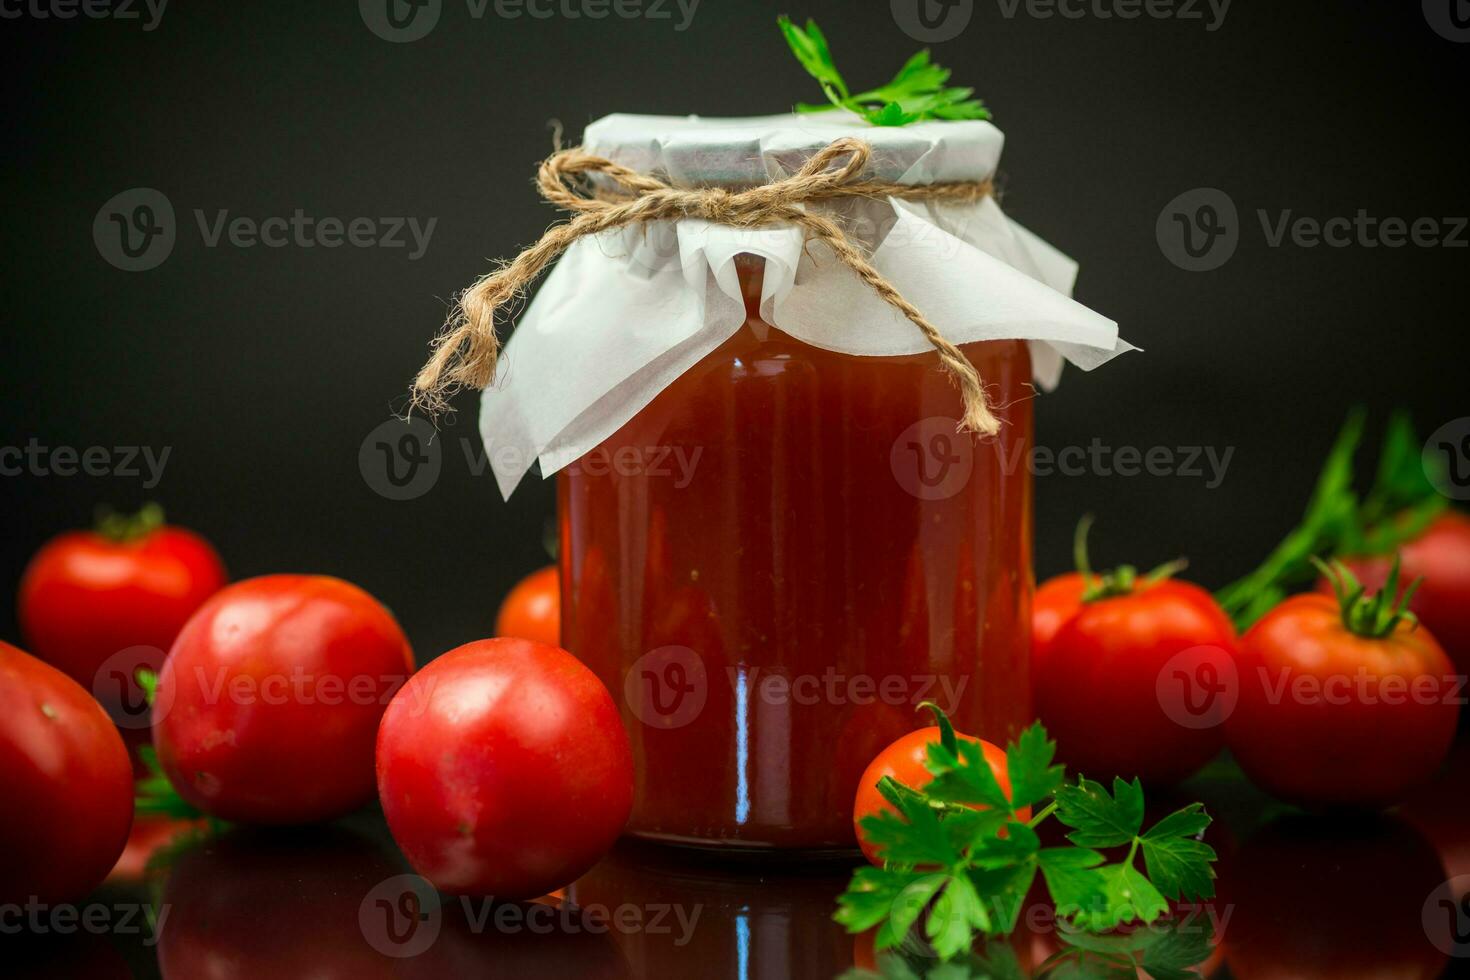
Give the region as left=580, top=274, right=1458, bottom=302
left=836, top=709, right=1217, bottom=965
left=778, top=16, right=991, bottom=126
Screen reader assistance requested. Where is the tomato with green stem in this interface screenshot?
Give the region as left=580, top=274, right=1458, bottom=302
left=1034, top=517, right=1237, bottom=785
left=1228, top=559, right=1460, bottom=807
left=1326, top=510, right=1470, bottom=677
left=853, top=703, right=1028, bottom=867
left=18, top=504, right=227, bottom=724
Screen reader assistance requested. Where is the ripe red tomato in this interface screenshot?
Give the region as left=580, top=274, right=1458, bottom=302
left=1327, top=511, right=1470, bottom=676
left=1035, top=578, right=1237, bottom=785
left=853, top=725, right=1026, bottom=867
left=18, top=505, right=226, bottom=723
left=1227, top=587, right=1459, bottom=807
left=1032, top=571, right=1088, bottom=666
left=495, top=565, right=560, bottom=646
left=152, top=575, right=414, bottom=823
left=376, top=637, right=634, bottom=900
left=0, top=642, right=134, bottom=904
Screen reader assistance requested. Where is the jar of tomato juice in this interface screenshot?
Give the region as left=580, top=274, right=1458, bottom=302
left=559, top=256, right=1034, bottom=852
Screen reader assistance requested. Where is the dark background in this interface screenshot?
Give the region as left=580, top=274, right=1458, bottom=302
left=0, top=0, right=1464, bottom=658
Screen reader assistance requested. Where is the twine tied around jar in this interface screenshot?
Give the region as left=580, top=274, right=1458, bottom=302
left=412, top=137, right=1002, bottom=435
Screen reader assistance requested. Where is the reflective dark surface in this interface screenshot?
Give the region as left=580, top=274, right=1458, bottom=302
left=10, top=740, right=1470, bottom=979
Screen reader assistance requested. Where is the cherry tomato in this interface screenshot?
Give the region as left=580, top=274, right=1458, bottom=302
left=1032, top=572, right=1088, bottom=666
left=0, top=642, right=134, bottom=904
left=376, top=637, right=634, bottom=900
left=495, top=565, right=560, bottom=646
left=18, top=505, right=226, bottom=723
left=1035, top=576, right=1237, bottom=786
left=1327, top=511, right=1470, bottom=676
left=152, top=575, right=414, bottom=823
left=1227, top=581, right=1459, bottom=807
left=852, top=724, right=1026, bottom=867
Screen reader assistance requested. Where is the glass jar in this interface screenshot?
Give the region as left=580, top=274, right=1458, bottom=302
left=559, top=257, right=1034, bottom=852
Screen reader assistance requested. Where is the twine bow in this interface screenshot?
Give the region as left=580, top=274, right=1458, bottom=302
left=412, top=137, right=1001, bottom=434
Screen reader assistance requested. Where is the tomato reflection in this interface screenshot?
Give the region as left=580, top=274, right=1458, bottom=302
left=1226, top=813, right=1448, bottom=979
left=566, top=840, right=853, bottom=978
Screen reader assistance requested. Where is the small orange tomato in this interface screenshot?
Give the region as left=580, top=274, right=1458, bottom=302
left=853, top=725, right=1027, bottom=867
left=495, top=566, right=560, bottom=646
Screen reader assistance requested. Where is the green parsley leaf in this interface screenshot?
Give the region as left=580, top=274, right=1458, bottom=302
left=777, top=16, right=991, bottom=127
left=1071, top=864, right=1170, bottom=932
left=1140, top=806, right=1217, bottom=902
left=1004, top=722, right=1066, bottom=810
left=1054, top=776, right=1145, bottom=848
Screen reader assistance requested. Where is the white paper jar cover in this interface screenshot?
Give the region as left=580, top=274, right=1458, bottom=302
left=479, top=112, right=1134, bottom=498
